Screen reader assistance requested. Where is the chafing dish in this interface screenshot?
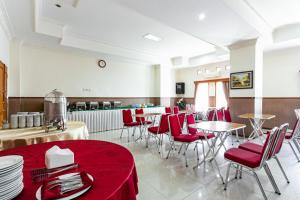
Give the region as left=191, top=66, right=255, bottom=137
left=110, top=101, right=122, bottom=108
left=99, top=101, right=111, bottom=109
left=76, top=102, right=87, bottom=111
left=87, top=102, right=99, bottom=110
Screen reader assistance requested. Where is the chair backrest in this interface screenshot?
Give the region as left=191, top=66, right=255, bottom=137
left=165, top=107, right=172, bottom=114
left=178, top=113, right=186, bottom=128
left=122, top=109, right=133, bottom=124
left=173, top=106, right=179, bottom=114
left=216, top=108, right=224, bottom=121
left=260, top=127, right=279, bottom=167
left=224, top=107, right=232, bottom=122
left=135, top=109, right=145, bottom=122
left=186, top=114, right=196, bottom=133
left=158, top=114, right=170, bottom=133
left=168, top=114, right=182, bottom=137
left=272, top=123, right=289, bottom=156
left=207, top=109, right=216, bottom=121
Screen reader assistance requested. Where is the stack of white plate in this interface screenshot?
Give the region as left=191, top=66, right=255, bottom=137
left=0, top=155, right=24, bottom=200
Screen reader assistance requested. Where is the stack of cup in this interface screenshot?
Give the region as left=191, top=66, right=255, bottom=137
left=10, top=114, right=19, bottom=129
left=26, top=115, right=33, bottom=128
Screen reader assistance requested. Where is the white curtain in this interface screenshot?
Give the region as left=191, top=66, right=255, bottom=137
left=195, top=83, right=209, bottom=112
left=216, top=81, right=228, bottom=108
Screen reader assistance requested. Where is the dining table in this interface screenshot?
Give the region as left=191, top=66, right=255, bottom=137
left=189, top=121, right=246, bottom=183
left=0, top=140, right=139, bottom=200
left=239, top=113, right=275, bottom=143
left=0, top=121, right=89, bottom=151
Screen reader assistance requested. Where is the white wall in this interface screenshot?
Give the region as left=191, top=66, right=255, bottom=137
left=263, top=47, right=300, bottom=97
left=0, top=25, right=10, bottom=66
left=175, top=61, right=230, bottom=98
left=9, top=43, right=158, bottom=97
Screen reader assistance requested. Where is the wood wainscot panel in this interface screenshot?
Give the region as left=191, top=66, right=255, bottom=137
left=262, top=97, right=300, bottom=129
left=228, top=97, right=255, bottom=136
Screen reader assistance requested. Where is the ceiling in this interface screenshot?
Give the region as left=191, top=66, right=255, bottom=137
left=1, top=0, right=300, bottom=66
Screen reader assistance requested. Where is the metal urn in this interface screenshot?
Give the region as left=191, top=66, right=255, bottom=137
left=44, top=89, right=67, bottom=132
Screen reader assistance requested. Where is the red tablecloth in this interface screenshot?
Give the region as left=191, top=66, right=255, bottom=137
left=0, top=140, right=138, bottom=200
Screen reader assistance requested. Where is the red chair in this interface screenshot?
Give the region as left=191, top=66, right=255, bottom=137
left=224, top=127, right=279, bottom=200
left=224, top=107, right=245, bottom=143
left=173, top=106, right=179, bottom=114
left=216, top=108, right=224, bottom=121
left=238, top=123, right=290, bottom=191
left=147, top=114, right=170, bottom=153
left=285, top=119, right=300, bottom=162
left=165, top=107, right=172, bottom=114
left=166, top=114, right=199, bottom=167
left=178, top=113, right=186, bottom=129
left=135, top=109, right=152, bottom=125
left=120, top=109, right=140, bottom=142
left=186, top=114, right=215, bottom=162
left=207, top=109, right=216, bottom=121
left=224, top=107, right=232, bottom=122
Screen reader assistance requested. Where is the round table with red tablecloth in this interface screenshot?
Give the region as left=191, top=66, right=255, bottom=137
left=0, top=140, right=139, bottom=200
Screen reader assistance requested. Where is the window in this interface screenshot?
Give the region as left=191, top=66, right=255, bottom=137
left=194, top=79, right=229, bottom=110
left=216, top=81, right=228, bottom=108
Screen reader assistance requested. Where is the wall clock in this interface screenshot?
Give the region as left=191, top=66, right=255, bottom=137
left=98, top=60, right=106, bottom=68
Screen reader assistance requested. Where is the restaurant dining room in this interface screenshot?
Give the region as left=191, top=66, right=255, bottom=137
left=0, top=0, right=300, bottom=200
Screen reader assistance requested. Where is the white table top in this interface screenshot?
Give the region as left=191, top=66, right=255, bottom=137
left=189, top=121, right=246, bottom=132
left=239, top=113, right=276, bottom=120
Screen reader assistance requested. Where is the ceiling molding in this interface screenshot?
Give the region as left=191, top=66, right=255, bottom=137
left=228, top=38, right=258, bottom=50
left=60, top=31, right=161, bottom=63
left=0, top=0, right=15, bottom=40
left=222, top=0, right=273, bottom=44
left=273, top=23, right=300, bottom=43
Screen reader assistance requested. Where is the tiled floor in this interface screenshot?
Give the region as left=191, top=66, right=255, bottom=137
left=89, top=129, right=300, bottom=200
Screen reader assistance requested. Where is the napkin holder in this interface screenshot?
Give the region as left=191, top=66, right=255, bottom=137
left=45, top=145, right=74, bottom=169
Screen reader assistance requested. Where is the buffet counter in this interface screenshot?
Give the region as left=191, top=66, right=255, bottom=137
left=67, top=106, right=165, bottom=133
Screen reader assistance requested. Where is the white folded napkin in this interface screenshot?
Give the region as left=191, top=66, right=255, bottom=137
left=45, top=145, right=74, bottom=169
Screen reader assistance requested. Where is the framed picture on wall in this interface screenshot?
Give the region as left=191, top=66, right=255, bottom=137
left=230, top=70, right=253, bottom=89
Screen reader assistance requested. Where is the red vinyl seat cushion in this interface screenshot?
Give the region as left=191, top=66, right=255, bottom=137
left=224, top=148, right=261, bottom=168
left=174, top=134, right=199, bottom=143
left=238, top=142, right=263, bottom=155
left=124, top=122, right=140, bottom=127
left=148, top=126, right=167, bottom=134
left=188, top=128, right=215, bottom=140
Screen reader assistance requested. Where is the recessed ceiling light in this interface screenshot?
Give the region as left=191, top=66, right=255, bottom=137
left=198, top=13, right=206, bottom=21
left=143, top=34, right=162, bottom=42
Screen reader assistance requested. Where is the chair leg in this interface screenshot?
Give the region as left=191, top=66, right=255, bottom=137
left=132, top=126, right=136, bottom=137
left=239, top=166, right=242, bottom=179
left=242, top=128, right=246, bottom=141
left=292, top=139, right=300, bottom=154
left=252, top=171, right=268, bottom=200
left=178, top=144, right=183, bottom=155
left=120, top=127, right=124, bottom=139
left=184, top=143, right=188, bottom=167
left=224, top=162, right=232, bottom=190
left=274, top=156, right=290, bottom=184
left=235, top=130, right=240, bottom=143
left=263, top=164, right=281, bottom=194
left=166, top=141, right=174, bottom=159
left=235, top=165, right=239, bottom=179
left=289, top=141, right=300, bottom=162
left=196, top=143, right=199, bottom=162
left=127, top=128, right=130, bottom=142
